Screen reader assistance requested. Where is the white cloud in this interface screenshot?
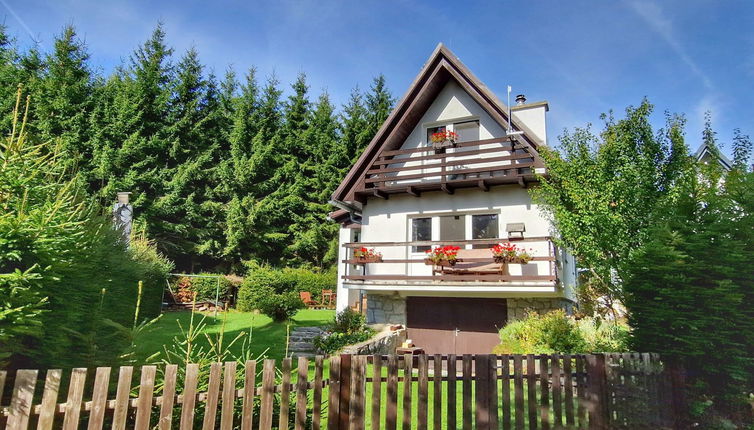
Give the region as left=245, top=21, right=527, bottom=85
left=626, top=0, right=713, bottom=90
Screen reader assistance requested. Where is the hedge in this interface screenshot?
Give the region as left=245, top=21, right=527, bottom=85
left=237, top=266, right=335, bottom=312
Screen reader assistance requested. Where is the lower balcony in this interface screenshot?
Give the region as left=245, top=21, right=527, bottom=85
left=341, top=237, right=558, bottom=291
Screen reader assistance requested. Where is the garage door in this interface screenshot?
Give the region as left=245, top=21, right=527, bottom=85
left=406, top=297, right=508, bottom=355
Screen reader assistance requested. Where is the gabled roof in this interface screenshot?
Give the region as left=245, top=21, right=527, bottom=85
left=694, top=143, right=732, bottom=171
left=330, top=43, right=545, bottom=205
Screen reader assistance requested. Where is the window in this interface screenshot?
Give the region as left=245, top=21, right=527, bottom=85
left=454, top=120, right=480, bottom=142
left=411, top=217, right=432, bottom=252
left=472, top=214, right=499, bottom=248
left=439, top=215, right=465, bottom=244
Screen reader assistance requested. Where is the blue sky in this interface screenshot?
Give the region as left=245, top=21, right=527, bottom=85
left=2, top=0, right=753, bottom=154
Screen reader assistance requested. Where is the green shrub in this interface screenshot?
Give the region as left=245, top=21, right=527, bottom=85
left=312, top=308, right=375, bottom=354
left=238, top=283, right=303, bottom=322
left=238, top=265, right=334, bottom=303
left=313, top=330, right=375, bottom=354
left=577, top=317, right=629, bottom=352
left=256, top=289, right=304, bottom=322
left=493, top=310, right=628, bottom=354
left=330, top=308, right=367, bottom=335
left=0, top=94, right=173, bottom=368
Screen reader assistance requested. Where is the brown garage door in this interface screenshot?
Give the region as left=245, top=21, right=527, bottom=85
left=406, top=297, right=508, bottom=355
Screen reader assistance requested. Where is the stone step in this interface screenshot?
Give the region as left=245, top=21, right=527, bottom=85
left=293, top=327, right=324, bottom=332
left=289, top=337, right=318, bottom=343
left=291, top=330, right=323, bottom=335
left=291, top=352, right=317, bottom=358
left=288, top=342, right=315, bottom=352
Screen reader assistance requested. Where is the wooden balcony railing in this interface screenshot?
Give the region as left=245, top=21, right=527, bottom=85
left=355, top=137, right=544, bottom=198
left=342, top=237, right=558, bottom=284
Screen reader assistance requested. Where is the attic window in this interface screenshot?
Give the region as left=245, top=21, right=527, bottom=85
left=454, top=120, right=479, bottom=143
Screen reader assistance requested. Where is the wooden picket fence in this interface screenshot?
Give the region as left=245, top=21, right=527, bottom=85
left=0, top=353, right=685, bottom=430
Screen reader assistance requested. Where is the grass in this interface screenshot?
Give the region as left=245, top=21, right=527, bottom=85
left=132, top=310, right=583, bottom=428
left=134, top=309, right=335, bottom=363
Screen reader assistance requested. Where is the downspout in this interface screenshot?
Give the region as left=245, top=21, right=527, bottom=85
left=328, top=199, right=362, bottom=224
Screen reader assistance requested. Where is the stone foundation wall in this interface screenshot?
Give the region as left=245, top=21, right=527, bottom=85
left=366, top=294, right=406, bottom=325
left=341, top=328, right=407, bottom=355
left=366, top=294, right=573, bottom=324
left=507, top=298, right=575, bottom=321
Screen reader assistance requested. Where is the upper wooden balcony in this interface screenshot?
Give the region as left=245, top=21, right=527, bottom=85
left=341, top=237, right=558, bottom=286
left=354, top=137, right=543, bottom=200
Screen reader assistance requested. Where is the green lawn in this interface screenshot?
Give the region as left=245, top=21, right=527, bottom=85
left=135, top=309, right=334, bottom=363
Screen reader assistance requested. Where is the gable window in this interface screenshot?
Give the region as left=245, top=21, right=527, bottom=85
left=454, top=120, right=479, bottom=143
left=411, top=217, right=432, bottom=252
left=471, top=214, right=499, bottom=248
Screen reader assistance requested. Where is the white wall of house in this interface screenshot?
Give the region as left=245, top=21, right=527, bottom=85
left=336, top=226, right=360, bottom=311
left=360, top=187, right=560, bottom=279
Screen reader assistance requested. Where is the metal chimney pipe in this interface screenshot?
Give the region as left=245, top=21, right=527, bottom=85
left=515, top=94, right=527, bottom=105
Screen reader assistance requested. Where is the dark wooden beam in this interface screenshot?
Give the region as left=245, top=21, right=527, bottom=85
left=441, top=183, right=454, bottom=195
left=406, top=186, right=421, bottom=197
left=518, top=176, right=527, bottom=188
left=478, top=180, right=489, bottom=192
left=372, top=189, right=389, bottom=199
left=342, top=274, right=556, bottom=282
left=342, top=235, right=553, bottom=247
left=364, top=161, right=535, bottom=184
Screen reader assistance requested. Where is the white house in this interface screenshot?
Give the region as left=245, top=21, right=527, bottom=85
left=328, top=44, right=577, bottom=355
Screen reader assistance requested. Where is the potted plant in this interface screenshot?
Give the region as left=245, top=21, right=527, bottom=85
left=424, top=245, right=461, bottom=267
left=429, top=130, right=459, bottom=151
left=353, top=247, right=383, bottom=264
left=490, top=242, right=532, bottom=264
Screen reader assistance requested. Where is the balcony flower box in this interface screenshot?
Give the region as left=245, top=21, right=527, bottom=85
left=491, top=242, right=532, bottom=265
left=353, top=247, right=382, bottom=264
left=493, top=256, right=530, bottom=264
left=430, top=130, right=458, bottom=152
left=355, top=255, right=382, bottom=264
left=423, top=257, right=457, bottom=267
left=424, top=245, right=461, bottom=267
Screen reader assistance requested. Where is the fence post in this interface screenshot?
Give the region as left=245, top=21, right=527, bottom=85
left=667, top=360, right=688, bottom=430
left=585, top=354, right=608, bottom=430
left=338, top=354, right=352, bottom=430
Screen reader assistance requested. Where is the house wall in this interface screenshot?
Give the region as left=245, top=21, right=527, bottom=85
left=360, top=187, right=553, bottom=279
left=336, top=226, right=360, bottom=310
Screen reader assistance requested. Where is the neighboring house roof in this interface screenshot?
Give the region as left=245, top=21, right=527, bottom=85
left=695, top=143, right=732, bottom=171
left=330, top=43, right=545, bottom=207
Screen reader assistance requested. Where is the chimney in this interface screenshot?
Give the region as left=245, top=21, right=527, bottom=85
left=515, top=94, right=527, bottom=105
left=113, top=192, right=133, bottom=245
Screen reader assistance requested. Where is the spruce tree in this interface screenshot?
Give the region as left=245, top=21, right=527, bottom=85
left=95, top=24, right=174, bottom=256
left=36, top=25, right=94, bottom=174
left=339, top=87, right=369, bottom=164
left=364, top=74, right=394, bottom=140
